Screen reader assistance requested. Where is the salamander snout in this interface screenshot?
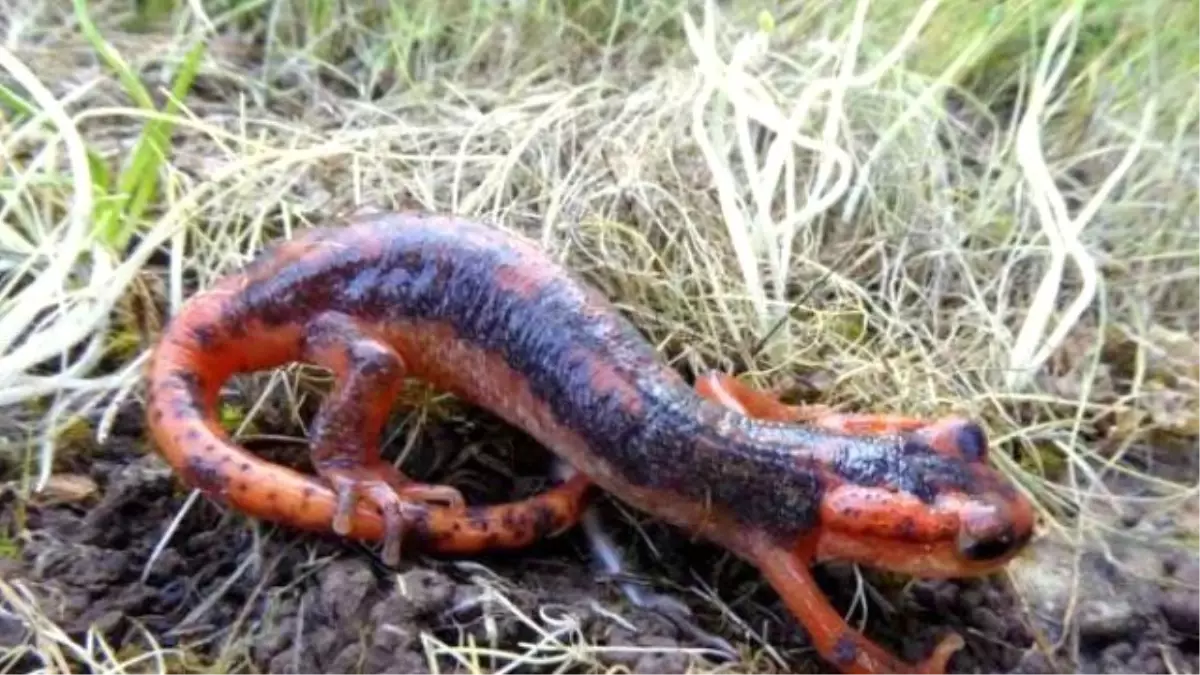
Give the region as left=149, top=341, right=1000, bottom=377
left=955, top=493, right=1035, bottom=562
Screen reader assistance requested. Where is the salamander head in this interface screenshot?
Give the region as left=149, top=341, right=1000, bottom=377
left=807, top=418, right=1036, bottom=578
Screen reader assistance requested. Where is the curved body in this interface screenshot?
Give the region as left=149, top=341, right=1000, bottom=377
left=146, top=212, right=1035, bottom=674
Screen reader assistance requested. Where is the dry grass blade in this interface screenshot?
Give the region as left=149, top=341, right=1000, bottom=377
left=1006, top=2, right=1158, bottom=391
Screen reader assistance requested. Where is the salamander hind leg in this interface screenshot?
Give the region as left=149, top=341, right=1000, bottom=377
left=695, top=371, right=989, bottom=462
left=696, top=370, right=926, bottom=433
left=302, top=312, right=465, bottom=565
left=694, top=371, right=837, bottom=423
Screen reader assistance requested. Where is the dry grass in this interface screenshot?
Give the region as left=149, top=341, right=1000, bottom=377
left=0, top=0, right=1196, bottom=672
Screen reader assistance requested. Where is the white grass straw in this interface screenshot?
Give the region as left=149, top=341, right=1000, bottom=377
left=0, top=44, right=106, bottom=384
left=682, top=0, right=942, bottom=348
left=1005, top=2, right=1157, bottom=390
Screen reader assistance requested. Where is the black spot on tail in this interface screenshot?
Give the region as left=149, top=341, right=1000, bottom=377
left=184, top=455, right=229, bottom=503
left=833, top=633, right=858, bottom=665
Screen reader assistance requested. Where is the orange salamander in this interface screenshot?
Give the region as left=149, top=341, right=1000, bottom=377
left=145, top=211, right=1036, bottom=674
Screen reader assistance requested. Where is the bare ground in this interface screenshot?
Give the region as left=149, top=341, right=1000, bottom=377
left=1, top=392, right=1196, bottom=674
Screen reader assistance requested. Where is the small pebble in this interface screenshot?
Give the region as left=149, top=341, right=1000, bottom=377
left=1175, top=557, right=1200, bottom=585
left=1158, top=590, right=1200, bottom=637
left=318, top=558, right=376, bottom=622
left=1078, top=599, right=1142, bottom=645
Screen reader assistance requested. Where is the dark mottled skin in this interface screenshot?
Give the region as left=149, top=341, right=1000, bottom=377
left=146, top=212, right=1038, bottom=675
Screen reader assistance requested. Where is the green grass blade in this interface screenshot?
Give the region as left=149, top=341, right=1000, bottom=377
left=72, top=0, right=206, bottom=251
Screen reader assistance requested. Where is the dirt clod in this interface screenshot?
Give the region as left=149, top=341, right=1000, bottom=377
left=318, top=558, right=377, bottom=621
left=391, top=567, right=456, bottom=618
left=1078, top=599, right=1145, bottom=646
left=1159, top=589, right=1200, bottom=637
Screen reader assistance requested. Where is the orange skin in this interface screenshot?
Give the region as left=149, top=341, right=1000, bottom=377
left=145, top=212, right=1036, bottom=674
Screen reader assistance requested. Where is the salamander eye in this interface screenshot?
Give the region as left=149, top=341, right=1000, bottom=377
left=954, top=422, right=988, bottom=463
left=957, top=526, right=1022, bottom=561
left=903, top=418, right=990, bottom=464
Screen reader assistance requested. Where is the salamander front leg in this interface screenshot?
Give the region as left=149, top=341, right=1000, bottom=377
left=753, top=542, right=963, bottom=674
left=302, top=312, right=465, bottom=565
left=694, top=372, right=989, bottom=463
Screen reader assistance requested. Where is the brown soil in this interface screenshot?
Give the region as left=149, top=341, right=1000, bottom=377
left=0, top=399, right=1196, bottom=674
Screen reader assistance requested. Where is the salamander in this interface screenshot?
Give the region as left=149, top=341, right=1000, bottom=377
left=145, top=211, right=1037, bottom=674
